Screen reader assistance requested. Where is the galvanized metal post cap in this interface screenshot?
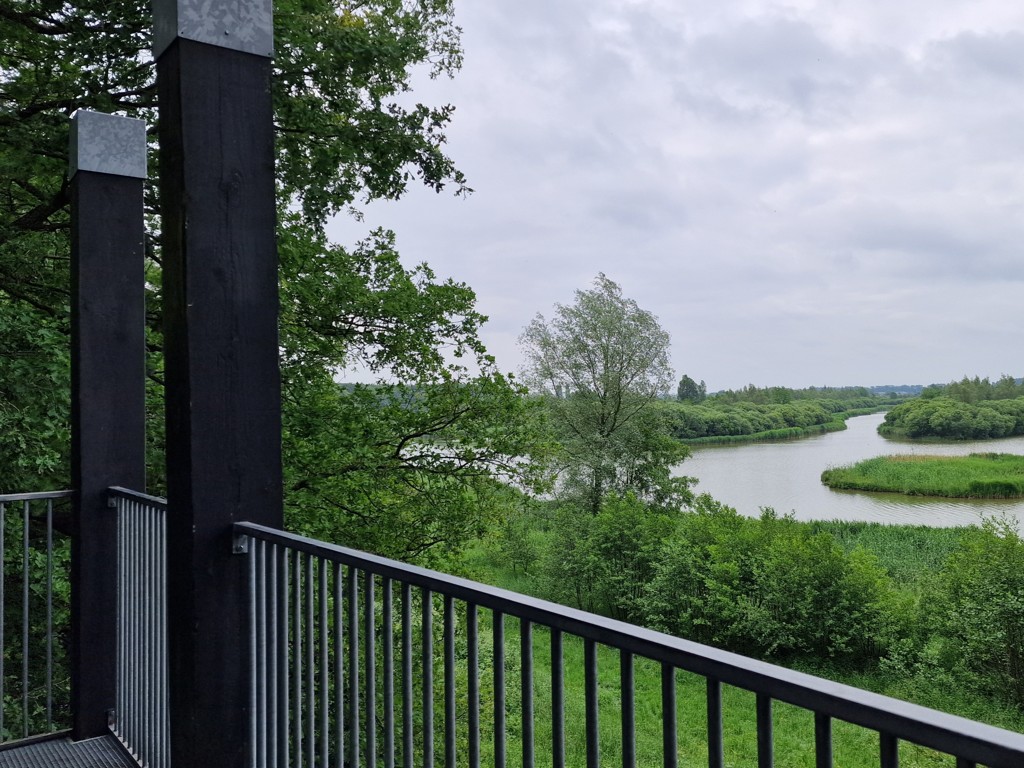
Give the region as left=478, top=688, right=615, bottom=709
left=153, top=0, right=274, bottom=59
left=69, top=110, right=147, bottom=179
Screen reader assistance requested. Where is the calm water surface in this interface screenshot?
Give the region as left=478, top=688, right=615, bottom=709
left=675, top=412, right=1024, bottom=527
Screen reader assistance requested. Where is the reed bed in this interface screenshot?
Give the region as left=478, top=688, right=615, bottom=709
left=821, top=453, right=1024, bottom=498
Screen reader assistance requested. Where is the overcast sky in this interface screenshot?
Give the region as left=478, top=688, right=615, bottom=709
left=327, top=0, right=1024, bottom=392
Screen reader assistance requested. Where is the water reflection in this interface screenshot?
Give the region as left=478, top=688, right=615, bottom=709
left=675, top=412, right=1024, bottom=527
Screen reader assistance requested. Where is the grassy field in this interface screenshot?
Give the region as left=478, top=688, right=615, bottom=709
left=447, top=625, right=965, bottom=768
left=458, top=519, right=1024, bottom=766
left=821, top=453, right=1024, bottom=498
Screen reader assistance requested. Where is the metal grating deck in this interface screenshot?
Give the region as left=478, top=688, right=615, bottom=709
left=0, top=734, right=139, bottom=768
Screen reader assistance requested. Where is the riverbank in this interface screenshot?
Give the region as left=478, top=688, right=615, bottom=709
left=678, top=407, right=885, bottom=446
left=821, top=453, right=1024, bottom=499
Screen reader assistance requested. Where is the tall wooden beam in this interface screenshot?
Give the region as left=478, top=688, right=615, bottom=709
left=154, top=0, right=282, bottom=763
left=69, top=109, right=147, bottom=740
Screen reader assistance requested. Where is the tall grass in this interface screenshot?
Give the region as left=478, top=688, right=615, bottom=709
left=821, top=453, right=1024, bottom=498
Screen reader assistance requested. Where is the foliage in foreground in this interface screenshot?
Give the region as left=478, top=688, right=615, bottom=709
left=0, top=0, right=556, bottom=563
left=822, top=453, right=1024, bottom=499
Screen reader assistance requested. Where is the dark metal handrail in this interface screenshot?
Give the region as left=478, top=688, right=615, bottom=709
left=236, top=520, right=1024, bottom=768
left=0, top=490, right=73, bottom=744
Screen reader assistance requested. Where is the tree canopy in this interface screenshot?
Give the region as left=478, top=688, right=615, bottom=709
left=519, top=274, right=688, bottom=513
left=0, top=0, right=545, bottom=562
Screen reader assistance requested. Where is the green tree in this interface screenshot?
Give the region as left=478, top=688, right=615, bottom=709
left=519, top=274, right=689, bottom=514
left=676, top=374, right=706, bottom=403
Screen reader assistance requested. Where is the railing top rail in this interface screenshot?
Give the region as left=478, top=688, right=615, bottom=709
left=0, top=490, right=74, bottom=503
left=107, top=486, right=168, bottom=509
left=236, top=520, right=1024, bottom=767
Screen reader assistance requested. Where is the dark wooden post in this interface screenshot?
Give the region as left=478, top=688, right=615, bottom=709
left=69, top=109, right=147, bottom=739
left=154, top=0, right=282, bottom=763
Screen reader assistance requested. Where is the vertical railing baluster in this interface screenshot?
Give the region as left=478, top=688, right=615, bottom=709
left=815, top=713, right=832, bottom=768
left=295, top=552, right=304, bottom=767
left=280, top=548, right=291, bottom=768
left=384, top=578, right=395, bottom=768
left=402, top=583, right=413, bottom=768
left=445, top=596, right=457, bottom=768
left=150, top=502, right=156, bottom=767
left=160, top=501, right=170, bottom=768
left=367, top=574, right=377, bottom=768
left=707, top=678, right=723, bottom=768
left=114, top=498, right=121, bottom=741
left=22, top=500, right=29, bottom=737
left=258, top=540, right=270, bottom=768
left=880, top=732, right=898, bottom=768
left=620, top=651, right=634, bottom=768
left=756, top=694, right=773, bottom=768
left=333, top=561, right=344, bottom=768
left=661, top=664, right=676, bottom=768
left=45, top=498, right=53, bottom=731
left=423, top=588, right=435, bottom=768
left=249, top=537, right=259, bottom=768
left=494, top=611, right=506, bottom=768
left=551, top=630, right=564, bottom=768
left=131, top=500, right=139, bottom=752
left=148, top=500, right=157, bottom=761
left=268, top=543, right=279, bottom=768
left=521, top=619, right=534, bottom=768
left=349, top=568, right=360, bottom=768
left=584, top=639, right=599, bottom=768
left=319, top=558, right=329, bottom=768
left=468, top=604, right=480, bottom=768
left=0, top=501, right=5, bottom=740
left=306, top=553, right=315, bottom=768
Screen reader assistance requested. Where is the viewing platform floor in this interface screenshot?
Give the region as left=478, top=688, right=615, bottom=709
left=0, top=734, right=138, bottom=768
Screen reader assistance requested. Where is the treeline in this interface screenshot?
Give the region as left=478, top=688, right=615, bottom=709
left=661, top=397, right=885, bottom=442
left=921, top=375, right=1024, bottom=404
left=484, top=495, right=1024, bottom=715
left=880, top=396, right=1024, bottom=440
left=707, top=383, right=878, bottom=405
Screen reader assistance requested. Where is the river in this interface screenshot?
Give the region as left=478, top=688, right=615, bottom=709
left=675, top=412, right=1024, bottom=527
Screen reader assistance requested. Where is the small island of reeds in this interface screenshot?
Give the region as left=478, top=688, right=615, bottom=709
left=821, top=453, right=1024, bottom=498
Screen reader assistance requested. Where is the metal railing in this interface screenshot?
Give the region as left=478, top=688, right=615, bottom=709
left=0, top=490, right=72, bottom=745
left=110, top=487, right=170, bottom=768
left=236, top=520, right=1024, bottom=768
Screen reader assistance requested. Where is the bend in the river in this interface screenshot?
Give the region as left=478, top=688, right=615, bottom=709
left=675, top=412, right=1024, bottom=527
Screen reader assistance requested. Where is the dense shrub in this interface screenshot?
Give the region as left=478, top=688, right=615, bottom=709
left=880, top=396, right=1024, bottom=440
left=641, top=498, right=899, bottom=663
left=539, top=493, right=677, bottom=622
left=929, top=518, right=1024, bottom=706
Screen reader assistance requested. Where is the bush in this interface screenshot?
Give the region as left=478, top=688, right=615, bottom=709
left=539, top=493, right=678, bottom=622
left=929, top=517, right=1024, bottom=706
left=641, top=498, right=899, bottom=663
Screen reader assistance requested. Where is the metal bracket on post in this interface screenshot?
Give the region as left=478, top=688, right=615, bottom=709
left=232, top=534, right=249, bottom=555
